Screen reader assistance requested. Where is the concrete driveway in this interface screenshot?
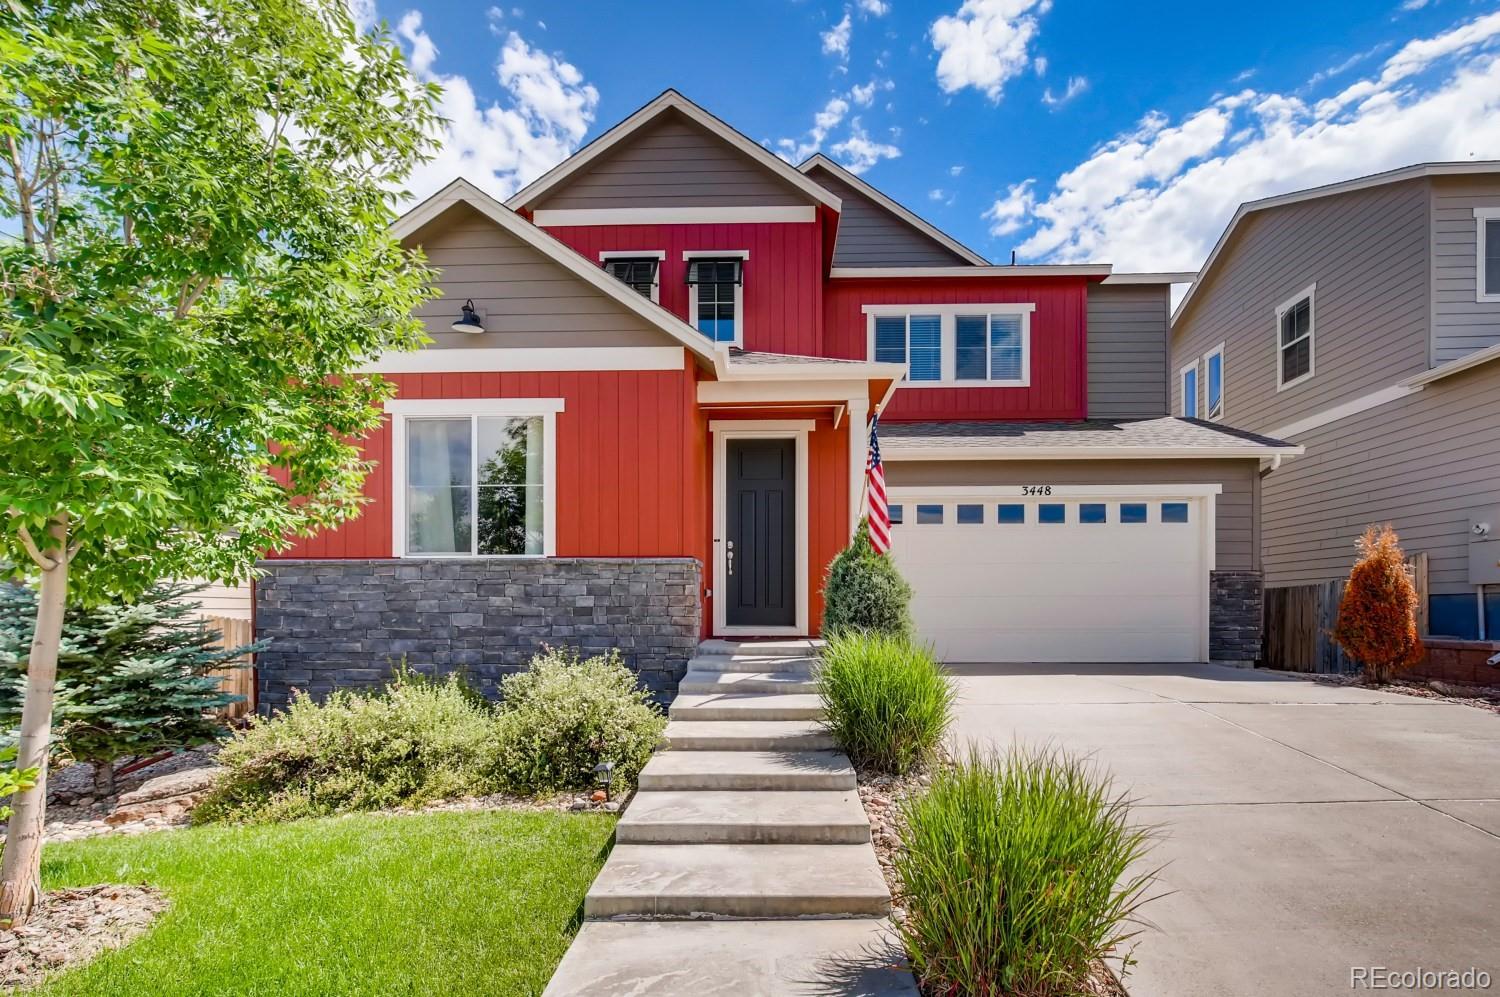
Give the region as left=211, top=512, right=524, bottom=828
left=949, top=662, right=1500, bottom=997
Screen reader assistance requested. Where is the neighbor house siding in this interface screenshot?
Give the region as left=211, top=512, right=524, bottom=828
left=407, top=203, right=674, bottom=348
left=542, top=221, right=824, bottom=356
left=804, top=165, right=973, bottom=267
left=528, top=110, right=814, bottom=210
left=1172, top=179, right=1431, bottom=432
left=1260, top=358, right=1500, bottom=597
left=823, top=276, right=1090, bottom=421
left=883, top=458, right=1260, bottom=570
left=1087, top=283, right=1170, bottom=419
left=1430, top=174, right=1500, bottom=363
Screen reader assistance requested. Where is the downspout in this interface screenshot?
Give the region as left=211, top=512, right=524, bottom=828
left=1258, top=453, right=1283, bottom=478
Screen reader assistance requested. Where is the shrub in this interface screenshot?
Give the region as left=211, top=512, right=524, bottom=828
left=896, top=745, right=1160, bottom=997
left=1333, top=524, right=1424, bottom=684
left=195, top=673, right=499, bottom=824
left=492, top=648, right=665, bottom=795
left=0, top=583, right=255, bottom=796
left=821, top=519, right=913, bottom=638
left=817, top=631, right=953, bottom=775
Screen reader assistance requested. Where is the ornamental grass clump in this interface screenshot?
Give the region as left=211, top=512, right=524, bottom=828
left=492, top=648, right=665, bottom=795
left=817, top=631, right=954, bottom=775
left=895, top=744, right=1160, bottom=997
left=1333, top=524, right=1424, bottom=684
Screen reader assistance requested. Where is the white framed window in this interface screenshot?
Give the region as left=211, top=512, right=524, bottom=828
left=1275, top=284, right=1315, bottom=391
left=387, top=398, right=563, bottom=558
left=1179, top=360, right=1200, bottom=418
left=862, top=303, right=1034, bottom=387
left=1476, top=207, right=1500, bottom=303
left=685, top=249, right=748, bottom=346
left=1203, top=343, right=1225, bottom=421
left=600, top=250, right=664, bottom=303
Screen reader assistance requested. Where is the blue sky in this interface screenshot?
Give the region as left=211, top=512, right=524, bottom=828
left=362, top=0, right=1500, bottom=272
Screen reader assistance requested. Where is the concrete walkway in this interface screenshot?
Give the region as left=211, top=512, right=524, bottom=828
left=949, top=662, right=1500, bottom=997
left=544, top=640, right=918, bottom=996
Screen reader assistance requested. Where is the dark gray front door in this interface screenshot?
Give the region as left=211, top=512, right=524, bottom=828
left=726, top=438, right=796, bottom=628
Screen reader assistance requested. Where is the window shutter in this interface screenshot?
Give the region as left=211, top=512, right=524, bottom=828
left=604, top=258, right=658, bottom=297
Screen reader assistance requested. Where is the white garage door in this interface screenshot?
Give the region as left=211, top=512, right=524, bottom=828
left=888, top=487, right=1216, bottom=663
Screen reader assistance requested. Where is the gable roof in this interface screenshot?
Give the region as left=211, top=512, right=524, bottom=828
left=798, top=154, right=989, bottom=266
left=505, top=90, right=842, bottom=215
left=393, top=178, right=719, bottom=364
left=1173, top=160, right=1500, bottom=328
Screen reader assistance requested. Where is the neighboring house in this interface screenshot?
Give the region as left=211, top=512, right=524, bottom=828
left=252, top=90, right=1297, bottom=705
left=1171, top=162, right=1500, bottom=647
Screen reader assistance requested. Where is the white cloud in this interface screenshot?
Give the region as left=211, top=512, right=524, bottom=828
left=849, top=78, right=895, bottom=106
left=995, top=12, right=1500, bottom=272
left=822, top=10, right=853, bottom=58
left=949, top=164, right=965, bottom=176
left=830, top=121, right=901, bottom=174
left=1400, top=0, right=1430, bottom=10
left=931, top=0, right=1051, bottom=101
left=347, top=0, right=378, bottom=33
left=1041, top=74, right=1088, bottom=108
left=1033, top=55, right=1048, bottom=76
left=396, top=11, right=599, bottom=203
left=929, top=187, right=956, bottom=206
left=858, top=0, right=891, bottom=15
left=776, top=95, right=852, bottom=163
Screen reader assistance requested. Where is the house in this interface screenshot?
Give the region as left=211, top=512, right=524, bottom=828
left=1170, top=162, right=1500, bottom=672
left=251, top=90, right=1299, bottom=706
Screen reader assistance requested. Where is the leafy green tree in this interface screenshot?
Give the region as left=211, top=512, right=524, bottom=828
left=0, top=0, right=439, bottom=920
left=0, top=583, right=259, bottom=796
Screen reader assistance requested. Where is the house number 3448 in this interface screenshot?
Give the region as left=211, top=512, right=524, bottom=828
left=1020, top=485, right=1053, bottom=496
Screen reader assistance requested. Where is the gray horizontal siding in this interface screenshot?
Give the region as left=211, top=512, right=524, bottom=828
left=1430, top=174, right=1500, bottom=363
left=805, top=164, right=972, bottom=267
left=1087, top=284, right=1170, bottom=419
left=533, top=110, right=813, bottom=210
left=407, top=202, right=672, bottom=349
left=884, top=458, right=1260, bottom=570
left=1172, top=178, right=1431, bottom=433
left=1260, top=357, right=1500, bottom=595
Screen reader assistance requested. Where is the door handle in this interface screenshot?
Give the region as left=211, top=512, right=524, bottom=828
left=726, top=540, right=734, bottom=577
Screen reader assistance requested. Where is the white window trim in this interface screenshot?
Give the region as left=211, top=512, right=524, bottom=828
left=1203, top=342, right=1225, bottom=421
left=861, top=303, right=1035, bottom=388
left=1178, top=359, right=1200, bottom=418
left=600, top=250, right=665, bottom=304
left=387, top=398, right=564, bottom=559
left=684, top=250, right=749, bottom=348
left=1274, top=284, right=1316, bottom=392
left=1476, top=207, right=1500, bottom=303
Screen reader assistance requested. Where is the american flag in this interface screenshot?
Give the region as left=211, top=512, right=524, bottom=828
left=866, top=415, right=890, bottom=555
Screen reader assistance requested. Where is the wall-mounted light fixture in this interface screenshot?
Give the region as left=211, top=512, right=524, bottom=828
left=451, top=299, right=485, bottom=334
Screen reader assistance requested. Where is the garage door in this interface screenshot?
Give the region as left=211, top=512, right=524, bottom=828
left=888, top=487, right=1216, bottom=663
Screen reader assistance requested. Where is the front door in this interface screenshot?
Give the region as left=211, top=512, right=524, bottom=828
left=726, top=438, right=796, bottom=628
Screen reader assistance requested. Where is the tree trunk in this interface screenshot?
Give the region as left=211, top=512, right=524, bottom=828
left=91, top=762, right=115, bottom=799
left=0, top=517, right=68, bottom=925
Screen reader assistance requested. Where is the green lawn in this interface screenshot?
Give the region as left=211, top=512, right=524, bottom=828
left=37, top=810, right=616, bottom=997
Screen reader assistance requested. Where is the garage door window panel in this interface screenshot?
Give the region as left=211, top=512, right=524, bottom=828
left=957, top=504, right=984, bottom=524
left=1038, top=503, right=1066, bottom=524
left=889, top=504, right=904, bottom=525
left=997, top=503, right=1025, bottom=524
left=1079, top=503, right=1107, bottom=524
left=916, top=504, right=944, bottom=524
left=1120, top=503, right=1148, bottom=524
left=1161, top=502, right=1190, bottom=523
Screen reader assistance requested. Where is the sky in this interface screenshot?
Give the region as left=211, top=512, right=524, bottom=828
left=355, top=0, right=1500, bottom=274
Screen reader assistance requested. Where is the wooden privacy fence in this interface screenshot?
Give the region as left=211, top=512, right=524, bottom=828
left=1262, top=552, right=1428, bottom=673
left=204, top=614, right=256, bottom=719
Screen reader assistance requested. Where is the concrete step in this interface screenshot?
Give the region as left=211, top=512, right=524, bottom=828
left=677, top=668, right=817, bottom=695
left=584, top=843, right=891, bottom=918
left=669, top=692, right=824, bottom=722
left=616, top=790, right=870, bottom=845
left=637, top=750, right=855, bottom=791
left=685, top=653, right=819, bottom=674
left=662, top=720, right=836, bottom=751
left=543, top=918, right=918, bottom=997
left=697, top=638, right=824, bottom=657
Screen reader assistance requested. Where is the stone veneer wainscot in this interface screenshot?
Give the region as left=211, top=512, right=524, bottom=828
left=253, top=557, right=702, bottom=710
left=1210, top=569, right=1264, bottom=666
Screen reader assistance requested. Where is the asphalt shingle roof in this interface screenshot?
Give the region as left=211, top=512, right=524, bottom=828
left=725, top=349, right=874, bottom=367
left=878, top=418, right=1295, bottom=452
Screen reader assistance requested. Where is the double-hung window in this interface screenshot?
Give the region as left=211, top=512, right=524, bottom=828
left=393, top=400, right=561, bottom=558
left=601, top=251, right=663, bottom=302
left=865, top=305, right=1032, bottom=386
left=1275, top=285, right=1315, bottom=390
left=1179, top=361, right=1199, bottom=418
left=1477, top=207, right=1500, bottom=302
left=685, top=252, right=747, bottom=345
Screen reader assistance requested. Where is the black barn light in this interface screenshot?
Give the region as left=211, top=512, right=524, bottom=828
left=451, top=299, right=485, bottom=334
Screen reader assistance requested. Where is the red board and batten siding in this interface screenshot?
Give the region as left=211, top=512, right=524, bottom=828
left=823, top=276, right=1091, bottom=422
left=270, top=365, right=710, bottom=570
left=541, top=223, right=824, bottom=356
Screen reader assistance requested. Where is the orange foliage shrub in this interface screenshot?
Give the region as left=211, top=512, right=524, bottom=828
left=1333, top=524, right=1424, bottom=683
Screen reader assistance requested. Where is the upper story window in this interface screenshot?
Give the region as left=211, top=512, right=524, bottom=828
left=1204, top=343, right=1224, bottom=421
left=1179, top=360, right=1199, bottom=418
left=601, top=251, right=664, bottom=303
left=1477, top=208, right=1500, bottom=303
left=685, top=251, right=747, bottom=345
left=1275, top=284, right=1315, bottom=391
left=864, top=304, right=1033, bottom=387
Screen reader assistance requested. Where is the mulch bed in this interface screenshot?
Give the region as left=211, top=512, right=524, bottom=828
left=0, top=885, right=167, bottom=990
